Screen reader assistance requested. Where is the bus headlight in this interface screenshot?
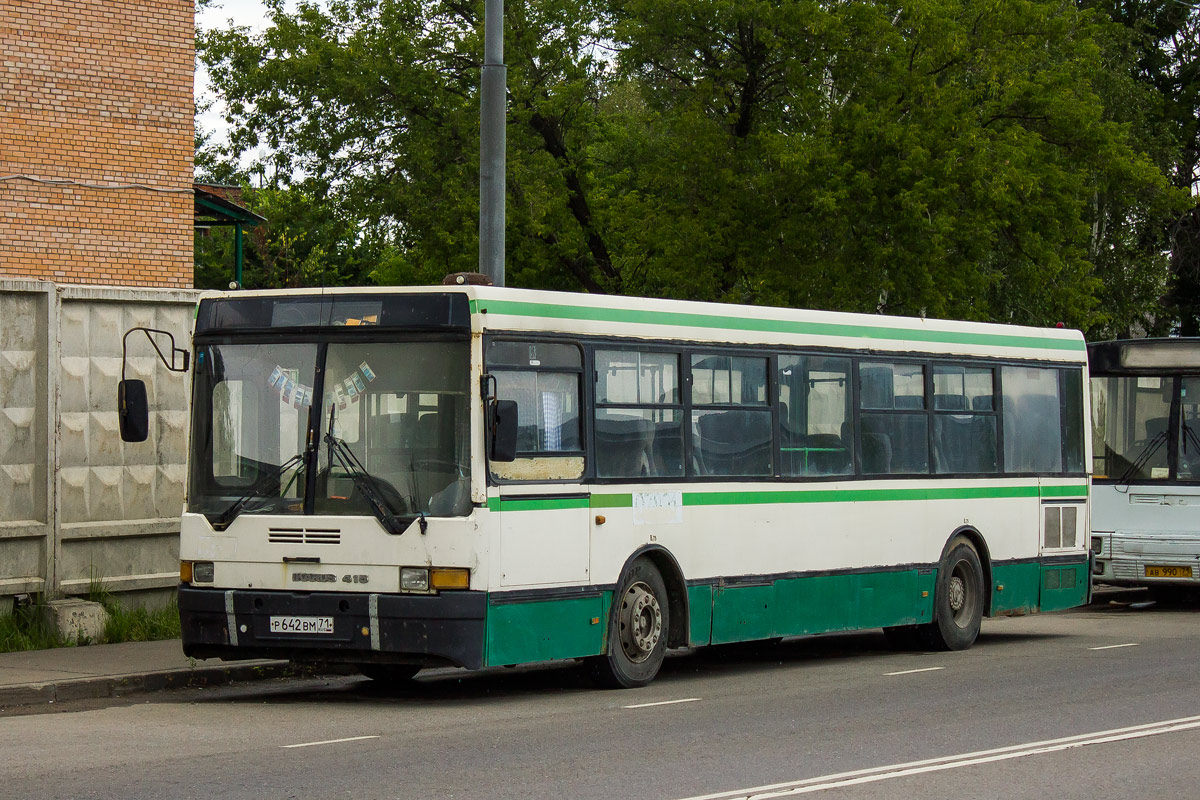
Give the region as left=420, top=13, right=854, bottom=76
left=399, top=567, right=470, bottom=592
left=193, top=562, right=215, bottom=583
left=400, top=567, right=430, bottom=591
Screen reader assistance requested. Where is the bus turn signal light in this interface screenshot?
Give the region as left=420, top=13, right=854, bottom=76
left=180, top=561, right=192, bottom=583
left=431, top=568, right=470, bottom=590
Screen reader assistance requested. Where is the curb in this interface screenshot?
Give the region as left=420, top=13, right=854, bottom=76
left=0, top=660, right=298, bottom=708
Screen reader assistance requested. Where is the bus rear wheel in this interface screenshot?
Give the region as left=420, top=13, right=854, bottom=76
left=921, top=540, right=984, bottom=651
left=589, top=558, right=669, bottom=689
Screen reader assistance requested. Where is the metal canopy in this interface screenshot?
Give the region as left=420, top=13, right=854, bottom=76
left=194, top=185, right=265, bottom=227
left=194, top=184, right=266, bottom=289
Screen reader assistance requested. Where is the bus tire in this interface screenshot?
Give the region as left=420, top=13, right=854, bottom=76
left=358, top=664, right=421, bottom=683
left=589, top=558, right=669, bottom=689
left=882, top=624, right=924, bottom=650
left=921, top=540, right=984, bottom=651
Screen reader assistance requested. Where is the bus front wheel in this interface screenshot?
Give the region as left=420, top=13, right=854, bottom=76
left=922, top=540, right=984, bottom=651
left=589, top=558, right=669, bottom=689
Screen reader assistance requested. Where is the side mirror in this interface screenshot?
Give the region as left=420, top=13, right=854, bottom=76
left=490, top=399, right=518, bottom=462
left=118, top=379, right=150, bottom=442
left=118, top=327, right=190, bottom=445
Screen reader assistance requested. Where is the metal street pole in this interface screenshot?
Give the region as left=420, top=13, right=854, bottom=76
left=479, top=0, right=506, bottom=286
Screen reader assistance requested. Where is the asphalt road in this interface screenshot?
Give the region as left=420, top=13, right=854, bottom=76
left=0, top=590, right=1196, bottom=800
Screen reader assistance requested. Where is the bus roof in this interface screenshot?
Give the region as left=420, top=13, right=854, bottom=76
left=1088, top=338, right=1200, bottom=374
left=198, top=285, right=1087, bottom=362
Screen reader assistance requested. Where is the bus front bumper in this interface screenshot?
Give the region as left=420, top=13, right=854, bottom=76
left=178, top=585, right=486, bottom=670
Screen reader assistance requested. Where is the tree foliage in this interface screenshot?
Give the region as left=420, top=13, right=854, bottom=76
left=197, top=0, right=1192, bottom=334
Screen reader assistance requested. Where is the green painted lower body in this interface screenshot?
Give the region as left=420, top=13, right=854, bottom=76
left=483, top=559, right=1089, bottom=667
left=485, top=593, right=611, bottom=667
left=991, top=560, right=1089, bottom=615
left=707, top=570, right=936, bottom=644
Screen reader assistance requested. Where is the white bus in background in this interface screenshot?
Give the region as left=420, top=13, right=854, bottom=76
left=120, top=284, right=1093, bottom=688
left=1090, top=338, right=1200, bottom=599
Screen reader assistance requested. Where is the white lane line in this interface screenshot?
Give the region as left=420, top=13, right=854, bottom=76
left=1089, top=643, right=1140, bottom=651
left=884, top=666, right=945, bottom=676
left=623, top=698, right=702, bottom=709
left=672, top=714, right=1200, bottom=800
left=281, top=735, right=380, bottom=749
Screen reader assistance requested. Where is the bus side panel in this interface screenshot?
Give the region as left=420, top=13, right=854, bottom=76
left=484, top=593, right=607, bottom=667
left=687, top=584, right=713, bottom=646
left=710, top=569, right=933, bottom=645
left=711, top=584, right=776, bottom=643
left=1039, top=561, right=1089, bottom=612
left=991, top=561, right=1041, bottom=615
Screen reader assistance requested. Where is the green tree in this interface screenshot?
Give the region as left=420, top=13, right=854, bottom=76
left=199, top=0, right=617, bottom=291
left=198, top=0, right=1182, bottom=334
left=605, top=0, right=1178, bottom=329
left=1086, top=0, right=1200, bottom=335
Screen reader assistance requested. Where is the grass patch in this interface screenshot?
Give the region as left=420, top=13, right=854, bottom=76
left=0, top=581, right=182, bottom=653
left=102, top=598, right=182, bottom=643
left=87, top=577, right=182, bottom=643
left=0, top=602, right=68, bottom=653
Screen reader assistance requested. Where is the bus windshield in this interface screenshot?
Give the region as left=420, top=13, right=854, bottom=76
left=189, top=339, right=471, bottom=522
left=1091, top=374, right=1174, bottom=481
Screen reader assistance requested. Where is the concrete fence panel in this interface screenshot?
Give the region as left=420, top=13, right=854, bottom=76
left=0, top=280, right=199, bottom=606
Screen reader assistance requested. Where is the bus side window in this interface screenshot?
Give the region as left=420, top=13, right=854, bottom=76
left=859, top=362, right=929, bottom=475
left=931, top=365, right=998, bottom=474
left=778, top=356, right=852, bottom=477
left=594, top=349, right=683, bottom=479
left=1002, top=366, right=1063, bottom=474
left=487, top=340, right=584, bottom=481
left=691, top=354, right=771, bottom=477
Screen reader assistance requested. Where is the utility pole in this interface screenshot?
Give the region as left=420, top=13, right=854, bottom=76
left=479, top=0, right=506, bottom=286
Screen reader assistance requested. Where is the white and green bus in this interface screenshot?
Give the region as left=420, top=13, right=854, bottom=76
left=137, top=285, right=1091, bottom=688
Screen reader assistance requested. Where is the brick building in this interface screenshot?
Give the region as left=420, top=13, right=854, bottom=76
left=0, top=0, right=194, bottom=288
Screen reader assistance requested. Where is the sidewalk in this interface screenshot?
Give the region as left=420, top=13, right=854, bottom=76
left=0, top=639, right=293, bottom=708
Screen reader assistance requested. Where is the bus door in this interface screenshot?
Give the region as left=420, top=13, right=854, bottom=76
left=486, top=339, right=589, bottom=587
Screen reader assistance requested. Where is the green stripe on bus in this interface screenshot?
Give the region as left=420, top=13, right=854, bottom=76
left=491, top=484, right=1088, bottom=512
left=681, top=485, right=1041, bottom=507
left=488, top=496, right=591, bottom=512
left=590, top=494, right=632, bottom=509
left=471, top=298, right=1085, bottom=352
left=1040, top=484, right=1089, bottom=498
left=586, top=484, right=1088, bottom=509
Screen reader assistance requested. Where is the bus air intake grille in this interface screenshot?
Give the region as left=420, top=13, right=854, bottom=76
left=268, top=528, right=342, bottom=545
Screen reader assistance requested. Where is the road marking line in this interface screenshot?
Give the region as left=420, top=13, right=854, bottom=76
left=1089, top=643, right=1139, bottom=650
left=281, top=735, right=380, bottom=749
left=885, top=666, right=945, bottom=676
left=623, top=698, right=702, bottom=709
left=672, top=714, right=1200, bottom=800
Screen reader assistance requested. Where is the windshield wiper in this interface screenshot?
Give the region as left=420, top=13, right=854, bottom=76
left=325, top=404, right=410, bottom=535
left=1182, top=420, right=1200, bottom=456
left=212, top=451, right=306, bottom=529
left=1117, top=430, right=1168, bottom=486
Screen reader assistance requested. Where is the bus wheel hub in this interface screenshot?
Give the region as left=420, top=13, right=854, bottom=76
left=949, top=575, right=966, bottom=613
left=619, top=582, right=662, bottom=662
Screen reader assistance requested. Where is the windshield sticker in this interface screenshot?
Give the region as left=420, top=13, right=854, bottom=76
left=352, top=373, right=367, bottom=394
left=343, top=376, right=360, bottom=402
left=359, top=362, right=376, bottom=382
left=281, top=379, right=297, bottom=404
left=268, top=366, right=284, bottom=388
left=334, top=383, right=348, bottom=410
